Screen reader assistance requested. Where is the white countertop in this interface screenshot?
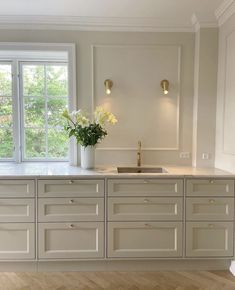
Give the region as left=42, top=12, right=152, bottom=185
left=0, top=162, right=233, bottom=178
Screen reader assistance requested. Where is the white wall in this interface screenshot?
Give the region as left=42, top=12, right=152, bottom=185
left=0, top=30, right=195, bottom=166
left=215, top=14, right=235, bottom=173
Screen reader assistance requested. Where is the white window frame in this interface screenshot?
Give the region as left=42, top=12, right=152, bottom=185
left=0, top=43, right=77, bottom=165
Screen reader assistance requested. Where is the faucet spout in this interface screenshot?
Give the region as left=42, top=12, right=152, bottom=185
left=137, top=141, right=141, bottom=167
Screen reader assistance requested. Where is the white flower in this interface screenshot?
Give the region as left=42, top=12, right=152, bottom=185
left=94, top=106, right=117, bottom=126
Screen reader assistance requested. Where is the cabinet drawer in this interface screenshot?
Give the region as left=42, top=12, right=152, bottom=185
left=0, top=223, right=35, bottom=259
left=186, top=179, right=234, bottom=197
left=108, top=222, right=182, bottom=258
left=38, top=179, right=104, bottom=197
left=108, top=179, right=183, bottom=196
left=0, top=180, right=35, bottom=197
left=38, top=198, right=104, bottom=222
left=38, top=222, right=104, bottom=259
left=186, top=222, right=234, bottom=257
left=108, top=197, right=183, bottom=221
left=186, top=198, right=234, bottom=221
left=0, top=199, right=35, bottom=222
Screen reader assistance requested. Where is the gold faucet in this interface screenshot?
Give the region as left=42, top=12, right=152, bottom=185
left=137, top=141, right=141, bottom=167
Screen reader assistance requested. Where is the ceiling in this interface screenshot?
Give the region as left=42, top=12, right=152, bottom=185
left=0, top=0, right=229, bottom=31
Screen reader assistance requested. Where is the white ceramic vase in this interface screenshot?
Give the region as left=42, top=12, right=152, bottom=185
left=80, top=145, right=95, bottom=169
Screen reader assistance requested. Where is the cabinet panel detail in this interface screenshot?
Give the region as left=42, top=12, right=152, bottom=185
left=38, top=179, right=104, bottom=197
left=38, top=198, right=104, bottom=222
left=0, top=180, right=35, bottom=197
left=186, top=179, right=234, bottom=197
left=0, top=199, right=35, bottom=222
left=186, top=198, right=234, bottom=221
left=108, top=197, right=183, bottom=221
left=0, top=223, right=35, bottom=259
left=108, top=222, right=182, bottom=258
left=108, top=179, right=183, bottom=196
left=38, top=222, right=104, bottom=259
left=186, top=222, right=234, bottom=257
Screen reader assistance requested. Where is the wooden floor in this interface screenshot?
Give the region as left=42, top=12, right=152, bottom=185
left=0, top=271, right=235, bottom=290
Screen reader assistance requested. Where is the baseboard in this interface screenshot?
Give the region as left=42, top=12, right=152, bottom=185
left=0, top=260, right=231, bottom=272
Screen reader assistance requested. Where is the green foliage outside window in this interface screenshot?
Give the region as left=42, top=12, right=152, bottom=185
left=0, top=63, right=69, bottom=159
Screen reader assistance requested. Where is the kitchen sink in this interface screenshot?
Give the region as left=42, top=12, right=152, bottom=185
left=117, top=167, right=168, bottom=173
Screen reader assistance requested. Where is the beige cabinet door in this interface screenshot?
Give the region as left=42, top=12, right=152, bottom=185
left=186, top=179, right=234, bottom=197
left=0, top=180, right=35, bottom=197
left=0, top=199, right=35, bottom=222
left=186, top=198, right=234, bottom=221
left=38, top=179, right=104, bottom=197
left=108, top=197, right=183, bottom=221
left=38, top=222, right=104, bottom=259
left=108, top=179, right=183, bottom=197
left=108, top=222, right=182, bottom=258
left=38, top=198, right=104, bottom=222
left=186, top=222, right=234, bottom=257
left=0, top=223, right=35, bottom=259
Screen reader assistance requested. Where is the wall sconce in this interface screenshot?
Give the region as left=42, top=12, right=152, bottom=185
left=160, top=80, right=169, bottom=95
left=104, top=79, right=113, bottom=95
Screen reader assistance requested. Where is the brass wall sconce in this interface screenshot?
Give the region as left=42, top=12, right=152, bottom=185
left=104, top=79, right=113, bottom=95
left=160, top=80, right=169, bottom=95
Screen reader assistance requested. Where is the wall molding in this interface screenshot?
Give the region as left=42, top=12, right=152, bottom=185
left=215, top=0, right=235, bottom=26
left=0, top=15, right=194, bottom=32
left=222, top=30, right=235, bottom=155
left=191, top=14, right=218, bottom=32
left=91, top=44, right=181, bottom=151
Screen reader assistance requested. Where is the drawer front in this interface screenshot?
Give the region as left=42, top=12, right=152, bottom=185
left=38, top=222, right=104, bottom=259
left=0, top=180, right=35, bottom=197
left=108, top=222, right=183, bottom=258
left=38, top=179, right=104, bottom=197
left=38, top=198, right=104, bottom=222
left=0, top=199, right=35, bottom=222
left=108, top=197, right=183, bottom=221
left=186, top=222, right=234, bottom=257
left=186, top=179, right=234, bottom=197
left=186, top=197, right=234, bottom=221
left=108, top=179, right=183, bottom=197
left=0, top=223, right=35, bottom=259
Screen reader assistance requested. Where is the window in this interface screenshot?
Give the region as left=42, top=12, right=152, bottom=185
left=0, top=44, right=76, bottom=163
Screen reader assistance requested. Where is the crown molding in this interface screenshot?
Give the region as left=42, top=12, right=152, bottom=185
left=191, top=14, right=218, bottom=32
left=215, top=0, right=235, bottom=26
left=0, top=15, right=195, bottom=32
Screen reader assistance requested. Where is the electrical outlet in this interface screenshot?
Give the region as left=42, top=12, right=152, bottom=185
left=180, top=152, right=190, bottom=159
left=202, top=153, right=210, bottom=160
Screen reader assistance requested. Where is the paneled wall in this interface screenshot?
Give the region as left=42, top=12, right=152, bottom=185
left=215, top=14, right=235, bottom=172
left=0, top=30, right=194, bottom=166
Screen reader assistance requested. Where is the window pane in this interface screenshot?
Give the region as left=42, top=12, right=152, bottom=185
left=0, top=128, right=14, bottom=158
left=47, top=97, right=68, bottom=127
left=47, top=65, right=68, bottom=96
left=0, top=64, right=12, bottom=96
left=0, top=97, right=13, bottom=127
left=23, top=65, right=44, bottom=96
left=25, top=128, right=46, bottom=158
left=48, top=129, right=69, bottom=158
left=24, top=97, right=45, bottom=127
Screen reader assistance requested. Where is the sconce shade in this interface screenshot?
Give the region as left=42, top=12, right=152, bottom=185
left=161, top=79, right=169, bottom=95
left=104, top=79, right=113, bottom=95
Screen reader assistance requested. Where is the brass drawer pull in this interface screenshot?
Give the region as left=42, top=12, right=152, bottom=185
left=144, top=223, right=152, bottom=228
left=69, top=180, right=74, bottom=184
left=144, top=199, right=150, bottom=203
left=69, top=224, right=75, bottom=228
left=209, top=179, right=214, bottom=184
left=69, top=199, right=74, bottom=204
left=209, top=199, right=215, bottom=204
left=208, top=224, right=214, bottom=228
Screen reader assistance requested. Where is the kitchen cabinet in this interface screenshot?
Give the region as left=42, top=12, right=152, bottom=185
left=185, top=178, right=234, bottom=257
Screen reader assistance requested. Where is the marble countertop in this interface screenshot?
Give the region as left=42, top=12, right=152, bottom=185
left=0, top=162, right=233, bottom=178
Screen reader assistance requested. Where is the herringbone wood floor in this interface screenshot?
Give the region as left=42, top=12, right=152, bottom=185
left=0, top=271, right=235, bottom=290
